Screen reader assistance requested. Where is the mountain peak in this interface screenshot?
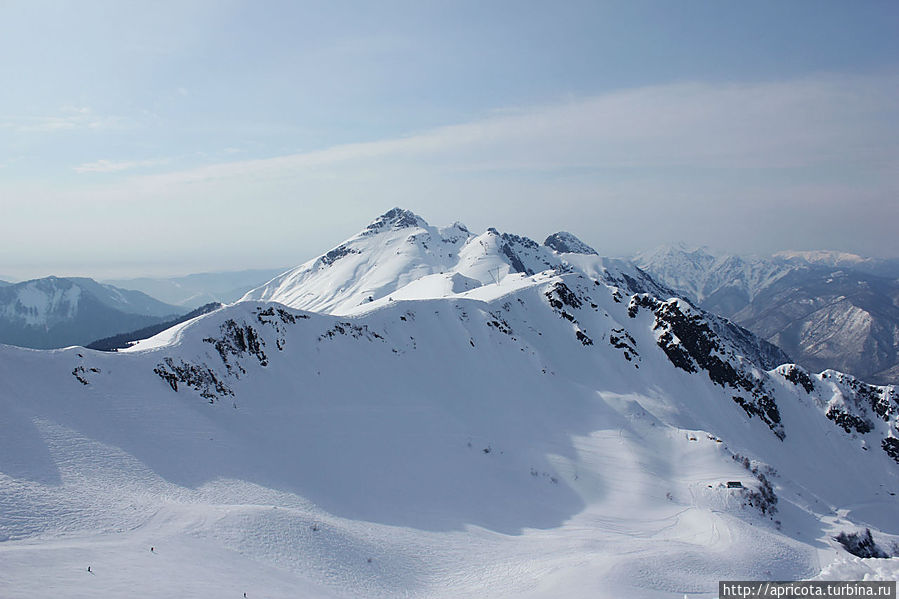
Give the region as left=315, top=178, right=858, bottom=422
left=544, top=232, right=598, bottom=255
left=362, top=208, right=428, bottom=236
left=651, top=242, right=715, bottom=258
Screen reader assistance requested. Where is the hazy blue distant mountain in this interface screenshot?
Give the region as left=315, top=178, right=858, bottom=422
left=636, top=245, right=899, bottom=384
left=104, top=268, right=288, bottom=308
left=775, top=250, right=899, bottom=279
left=0, top=276, right=182, bottom=349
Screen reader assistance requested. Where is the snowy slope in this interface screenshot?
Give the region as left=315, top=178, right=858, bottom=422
left=242, top=209, right=472, bottom=313
left=244, top=210, right=782, bottom=371
left=2, top=212, right=898, bottom=598
left=244, top=209, right=675, bottom=316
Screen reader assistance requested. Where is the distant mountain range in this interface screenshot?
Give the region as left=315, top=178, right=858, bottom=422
left=0, top=276, right=183, bottom=349
left=635, top=244, right=899, bottom=385
left=104, top=268, right=288, bottom=308
left=0, top=269, right=287, bottom=350
left=774, top=250, right=899, bottom=279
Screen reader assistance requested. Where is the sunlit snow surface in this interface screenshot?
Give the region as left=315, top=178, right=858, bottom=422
left=2, top=211, right=897, bottom=598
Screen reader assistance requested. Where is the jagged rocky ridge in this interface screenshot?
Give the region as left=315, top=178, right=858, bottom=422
left=627, top=295, right=786, bottom=439
left=775, top=364, right=899, bottom=464
left=544, top=232, right=599, bottom=256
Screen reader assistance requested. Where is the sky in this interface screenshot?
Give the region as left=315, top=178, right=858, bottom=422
left=1, top=0, right=898, bottom=280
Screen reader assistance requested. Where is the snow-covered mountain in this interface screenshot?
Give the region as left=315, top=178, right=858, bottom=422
left=0, top=276, right=182, bottom=349
left=775, top=250, right=899, bottom=279
left=243, top=208, right=674, bottom=316
left=633, top=244, right=795, bottom=315
left=636, top=244, right=899, bottom=385
left=735, top=269, right=899, bottom=385
left=775, top=250, right=871, bottom=270
left=104, top=268, right=288, bottom=309
left=2, top=211, right=898, bottom=598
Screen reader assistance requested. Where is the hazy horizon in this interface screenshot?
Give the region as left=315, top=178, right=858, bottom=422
left=2, top=1, right=897, bottom=279
left=3, top=217, right=898, bottom=284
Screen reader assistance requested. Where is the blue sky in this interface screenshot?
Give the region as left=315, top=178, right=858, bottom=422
left=1, top=0, right=897, bottom=279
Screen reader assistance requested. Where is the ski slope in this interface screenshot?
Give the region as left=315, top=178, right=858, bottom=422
left=1, top=210, right=897, bottom=598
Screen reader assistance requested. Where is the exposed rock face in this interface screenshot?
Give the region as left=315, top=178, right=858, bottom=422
left=775, top=364, right=899, bottom=464
left=362, top=207, right=427, bottom=235
left=153, top=306, right=308, bottom=401
left=544, top=232, right=598, bottom=256
left=629, top=295, right=786, bottom=439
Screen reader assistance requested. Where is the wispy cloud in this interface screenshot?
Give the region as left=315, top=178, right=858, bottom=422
left=123, top=72, right=898, bottom=189
left=1, top=106, right=125, bottom=133
left=3, top=73, right=898, bottom=269
left=74, top=158, right=170, bottom=174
